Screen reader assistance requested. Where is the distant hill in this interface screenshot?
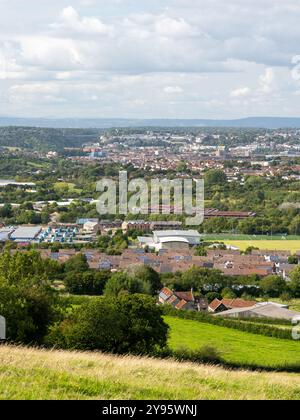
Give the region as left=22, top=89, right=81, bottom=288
left=0, top=126, right=100, bottom=152
left=1, top=116, right=300, bottom=129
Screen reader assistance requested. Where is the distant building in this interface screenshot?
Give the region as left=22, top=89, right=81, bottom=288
left=150, top=221, right=183, bottom=230
left=138, top=229, right=202, bottom=251
left=10, top=226, right=42, bottom=242
left=122, top=220, right=151, bottom=233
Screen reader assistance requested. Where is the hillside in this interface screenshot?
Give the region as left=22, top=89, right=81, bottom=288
left=0, top=345, right=300, bottom=400
left=0, top=126, right=100, bottom=152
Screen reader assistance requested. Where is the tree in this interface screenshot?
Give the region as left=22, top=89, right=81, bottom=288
left=289, top=266, right=300, bottom=297
left=46, top=295, right=169, bottom=354
left=125, top=265, right=162, bottom=295
left=180, top=267, right=227, bottom=292
left=204, top=169, right=227, bottom=187
left=64, top=253, right=89, bottom=273
left=288, top=255, right=299, bottom=264
left=221, top=287, right=237, bottom=299
left=260, top=275, right=286, bottom=298
left=65, top=270, right=111, bottom=295
left=104, top=272, right=151, bottom=296
left=0, top=250, right=58, bottom=344
left=0, top=203, right=13, bottom=218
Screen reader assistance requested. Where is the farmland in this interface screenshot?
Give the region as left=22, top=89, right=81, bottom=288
left=1, top=346, right=300, bottom=400
left=165, top=316, right=300, bottom=369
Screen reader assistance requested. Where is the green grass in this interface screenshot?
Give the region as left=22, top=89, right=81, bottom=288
left=165, top=316, right=300, bottom=369
left=202, top=234, right=300, bottom=252
left=203, top=234, right=300, bottom=241
left=222, top=240, right=300, bottom=252
left=1, top=346, right=300, bottom=400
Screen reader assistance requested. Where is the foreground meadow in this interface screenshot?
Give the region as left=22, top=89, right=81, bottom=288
left=0, top=345, right=300, bottom=400
left=165, top=316, right=300, bottom=369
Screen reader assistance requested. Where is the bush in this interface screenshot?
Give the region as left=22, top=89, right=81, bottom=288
left=46, top=294, right=169, bottom=354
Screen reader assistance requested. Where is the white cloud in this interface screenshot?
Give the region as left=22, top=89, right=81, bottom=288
left=259, top=68, right=275, bottom=93
left=0, top=0, right=300, bottom=118
left=164, top=86, right=183, bottom=93
left=50, top=6, right=114, bottom=36
left=230, top=86, right=251, bottom=97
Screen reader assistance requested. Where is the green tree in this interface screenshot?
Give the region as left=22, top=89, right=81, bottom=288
left=65, top=270, right=111, bottom=295
left=104, top=272, right=151, bottom=296
left=289, top=266, right=300, bottom=297
left=204, top=169, right=227, bottom=187
left=125, top=265, right=162, bottom=295
left=64, top=253, right=89, bottom=273
left=260, top=275, right=286, bottom=298
left=46, top=295, right=169, bottom=354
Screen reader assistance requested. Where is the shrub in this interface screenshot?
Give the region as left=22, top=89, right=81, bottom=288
left=46, top=294, right=169, bottom=354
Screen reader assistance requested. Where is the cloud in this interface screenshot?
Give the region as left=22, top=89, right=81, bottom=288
left=163, top=86, right=183, bottom=93
left=259, top=68, right=275, bottom=93
left=50, top=6, right=114, bottom=36
left=230, top=86, right=251, bottom=97
left=0, top=0, right=300, bottom=118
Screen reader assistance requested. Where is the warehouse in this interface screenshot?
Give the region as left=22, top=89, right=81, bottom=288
left=10, top=226, right=42, bottom=242
left=138, top=229, right=202, bottom=251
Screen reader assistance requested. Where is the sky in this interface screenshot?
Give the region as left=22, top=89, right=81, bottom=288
left=0, top=0, right=300, bottom=119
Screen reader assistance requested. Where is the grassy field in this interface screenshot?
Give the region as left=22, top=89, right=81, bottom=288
left=165, top=316, right=300, bottom=369
left=1, top=346, right=300, bottom=400
left=222, top=240, right=300, bottom=252
left=202, top=234, right=300, bottom=251
left=203, top=234, right=300, bottom=241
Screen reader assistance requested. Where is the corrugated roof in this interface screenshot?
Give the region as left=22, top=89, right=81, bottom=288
left=10, top=226, right=41, bottom=240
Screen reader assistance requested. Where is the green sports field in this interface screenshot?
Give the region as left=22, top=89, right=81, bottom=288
left=202, top=234, right=300, bottom=252
left=223, top=240, right=300, bottom=252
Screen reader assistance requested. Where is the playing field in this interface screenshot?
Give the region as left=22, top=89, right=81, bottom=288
left=223, top=240, right=300, bottom=252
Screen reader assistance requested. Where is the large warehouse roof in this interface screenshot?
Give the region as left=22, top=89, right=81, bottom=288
left=159, top=237, right=189, bottom=244
left=10, top=226, right=42, bottom=240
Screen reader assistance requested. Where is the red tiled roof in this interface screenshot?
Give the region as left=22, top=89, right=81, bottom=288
left=174, top=291, right=194, bottom=302
left=209, top=298, right=223, bottom=311
left=221, top=298, right=257, bottom=309
left=175, top=299, right=188, bottom=310
left=161, top=287, right=173, bottom=298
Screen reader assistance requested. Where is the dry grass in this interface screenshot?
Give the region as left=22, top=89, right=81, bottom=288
left=0, top=345, right=300, bottom=400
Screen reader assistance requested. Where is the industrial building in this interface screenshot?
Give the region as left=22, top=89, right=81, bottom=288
left=10, top=226, right=42, bottom=242
left=138, top=230, right=201, bottom=251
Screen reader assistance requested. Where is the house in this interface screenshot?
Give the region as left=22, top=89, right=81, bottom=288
left=208, top=298, right=257, bottom=313
left=158, top=287, right=208, bottom=311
